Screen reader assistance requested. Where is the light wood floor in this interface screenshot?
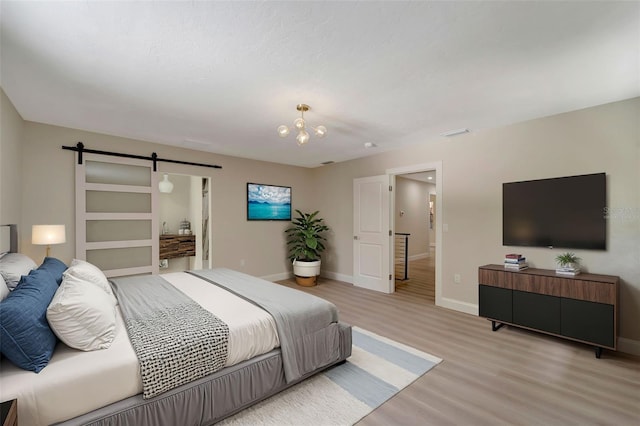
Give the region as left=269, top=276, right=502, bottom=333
left=395, top=254, right=436, bottom=304
left=277, top=261, right=640, bottom=425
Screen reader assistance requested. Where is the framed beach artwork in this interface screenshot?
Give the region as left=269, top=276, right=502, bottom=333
left=247, top=183, right=292, bottom=221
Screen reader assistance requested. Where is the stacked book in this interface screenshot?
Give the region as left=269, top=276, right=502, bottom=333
left=504, top=253, right=528, bottom=271
left=556, top=266, right=581, bottom=276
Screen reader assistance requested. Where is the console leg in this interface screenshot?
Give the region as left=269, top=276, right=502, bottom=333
left=491, top=321, right=504, bottom=332
left=595, top=347, right=602, bottom=359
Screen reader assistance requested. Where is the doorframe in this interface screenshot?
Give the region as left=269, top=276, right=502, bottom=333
left=386, top=161, right=443, bottom=307
left=158, top=172, right=213, bottom=271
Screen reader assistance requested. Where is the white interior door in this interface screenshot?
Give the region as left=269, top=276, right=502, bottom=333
left=353, top=175, right=392, bottom=293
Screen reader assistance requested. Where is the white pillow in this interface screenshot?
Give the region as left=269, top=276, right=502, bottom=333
left=0, top=274, right=9, bottom=301
left=0, top=253, right=37, bottom=290
left=63, top=259, right=117, bottom=305
left=47, top=273, right=117, bottom=351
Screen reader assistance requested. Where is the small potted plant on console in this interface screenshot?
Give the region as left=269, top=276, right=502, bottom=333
left=555, top=252, right=581, bottom=276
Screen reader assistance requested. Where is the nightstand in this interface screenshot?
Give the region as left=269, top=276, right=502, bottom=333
left=1, top=399, right=16, bottom=426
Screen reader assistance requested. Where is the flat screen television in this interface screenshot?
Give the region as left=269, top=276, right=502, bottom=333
left=503, top=173, right=606, bottom=250
left=247, top=183, right=292, bottom=221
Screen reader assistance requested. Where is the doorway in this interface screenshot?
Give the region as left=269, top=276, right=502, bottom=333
left=351, top=161, right=443, bottom=304
left=158, top=174, right=212, bottom=273
left=387, top=162, right=442, bottom=306
left=394, top=172, right=437, bottom=303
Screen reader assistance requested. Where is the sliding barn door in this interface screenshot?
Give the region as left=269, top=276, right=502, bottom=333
left=75, top=154, right=159, bottom=277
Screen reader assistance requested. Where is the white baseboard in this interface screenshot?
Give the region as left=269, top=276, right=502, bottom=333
left=321, top=270, right=354, bottom=284
left=618, top=337, right=640, bottom=356
left=262, top=270, right=353, bottom=284
left=319, top=271, right=477, bottom=314
left=395, top=252, right=429, bottom=264
left=408, top=252, right=429, bottom=261
left=437, top=297, right=478, bottom=316
left=261, top=271, right=293, bottom=282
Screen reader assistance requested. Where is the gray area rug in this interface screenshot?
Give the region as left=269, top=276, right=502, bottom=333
left=219, top=327, right=442, bottom=425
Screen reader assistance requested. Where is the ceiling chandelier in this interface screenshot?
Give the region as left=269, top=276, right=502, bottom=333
left=277, top=104, right=327, bottom=146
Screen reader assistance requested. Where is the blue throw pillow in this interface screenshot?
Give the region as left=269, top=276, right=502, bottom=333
left=37, top=257, right=68, bottom=285
left=0, top=269, right=58, bottom=372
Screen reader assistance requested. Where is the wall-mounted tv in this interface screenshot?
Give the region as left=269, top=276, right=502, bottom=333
left=503, top=173, right=606, bottom=250
left=247, top=183, right=292, bottom=221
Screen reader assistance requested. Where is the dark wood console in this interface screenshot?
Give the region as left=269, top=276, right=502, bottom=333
left=159, top=234, right=196, bottom=259
left=478, top=264, right=619, bottom=358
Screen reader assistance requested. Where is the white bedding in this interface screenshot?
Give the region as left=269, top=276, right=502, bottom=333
left=0, top=271, right=279, bottom=426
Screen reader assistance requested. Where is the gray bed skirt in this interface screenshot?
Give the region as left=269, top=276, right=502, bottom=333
left=56, top=323, right=352, bottom=426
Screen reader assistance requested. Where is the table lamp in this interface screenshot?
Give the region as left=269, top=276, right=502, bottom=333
left=32, top=225, right=66, bottom=257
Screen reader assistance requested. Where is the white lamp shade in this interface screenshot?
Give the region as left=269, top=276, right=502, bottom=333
left=32, top=225, right=66, bottom=245
left=159, top=174, right=174, bottom=193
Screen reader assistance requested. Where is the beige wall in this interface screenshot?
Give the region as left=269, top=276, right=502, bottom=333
left=395, top=177, right=430, bottom=258
left=19, top=121, right=315, bottom=278
left=3, top=91, right=639, bottom=347
left=314, top=97, right=640, bottom=344
left=0, top=89, right=24, bottom=230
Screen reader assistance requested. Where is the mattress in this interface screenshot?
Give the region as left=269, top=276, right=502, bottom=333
left=0, top=272, right=279, bottom=426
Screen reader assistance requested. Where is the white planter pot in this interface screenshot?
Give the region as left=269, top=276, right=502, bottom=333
left=292, top=259, right=321, bottom=277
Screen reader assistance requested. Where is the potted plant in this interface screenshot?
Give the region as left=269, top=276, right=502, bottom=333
left=555, top=252, right=581, bottom=274
left=285, top=210, right=329, bottom=286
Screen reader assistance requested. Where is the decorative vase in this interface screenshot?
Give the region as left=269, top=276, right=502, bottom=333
left=295, top=275, right=318, bottom=287
left=292, top=259, right=321, bottom=286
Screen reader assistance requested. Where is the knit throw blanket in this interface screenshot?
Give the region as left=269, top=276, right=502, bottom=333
left=110, top=275, right=229, bottom=399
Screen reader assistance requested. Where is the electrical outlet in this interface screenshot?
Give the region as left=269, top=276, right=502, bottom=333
left=240, top=259, right=246, bottom=267
left=160, top=259, right=169, bottom=269
left=454, top=273, right=461, bottom=284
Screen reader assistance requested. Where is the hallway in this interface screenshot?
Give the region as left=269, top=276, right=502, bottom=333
left=395, top=251, right=435, bottom=303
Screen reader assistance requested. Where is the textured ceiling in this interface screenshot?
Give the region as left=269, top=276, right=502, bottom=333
left=1, top=1, right=638, bottom=168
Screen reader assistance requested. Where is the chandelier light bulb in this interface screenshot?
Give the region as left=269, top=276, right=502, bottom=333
left=277, top=125, right=290, bottom=137
left=314, top=125, right=327, bottom=137
left=294, top=117, right=305, bottom=130
left=296, top=129, right=310, bottom=146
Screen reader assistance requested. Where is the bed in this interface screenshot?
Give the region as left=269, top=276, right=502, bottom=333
left=0, top=225, right=352, bottom=425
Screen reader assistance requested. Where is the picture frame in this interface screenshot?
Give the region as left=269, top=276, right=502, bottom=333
left=247, top=183, right=292, bottom=221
